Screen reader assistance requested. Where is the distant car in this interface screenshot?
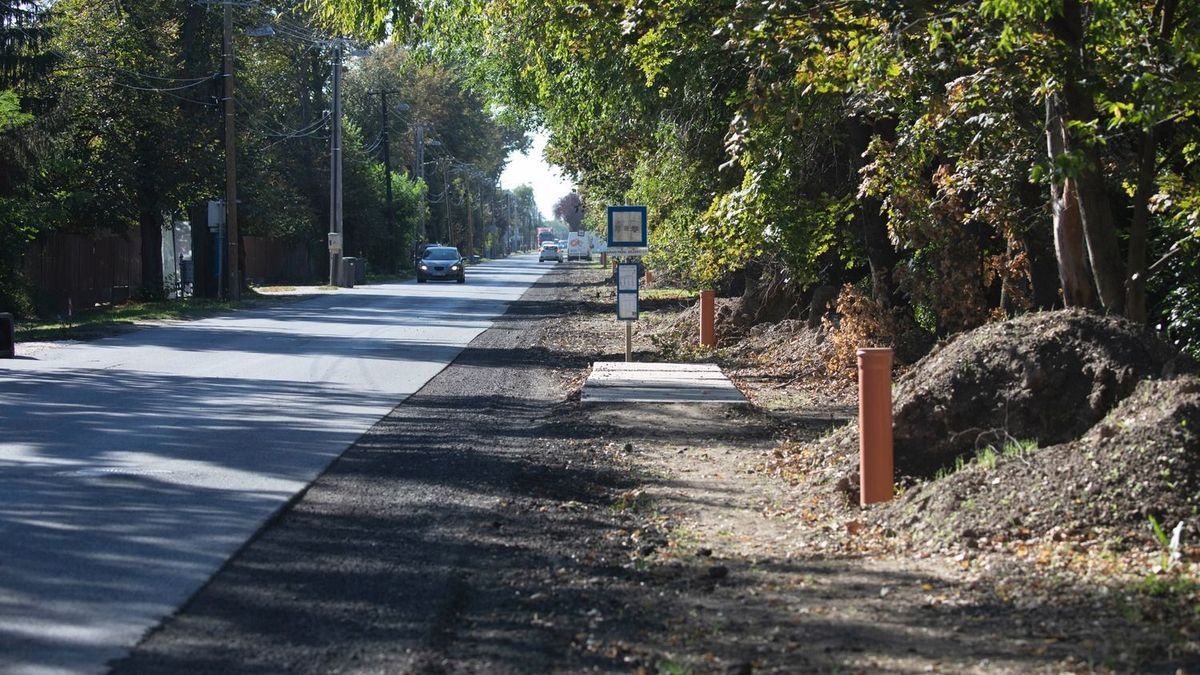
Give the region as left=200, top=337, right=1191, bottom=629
left=417, top=246, right=466, bottom=283
left=539, top=243, right=562, bottom=263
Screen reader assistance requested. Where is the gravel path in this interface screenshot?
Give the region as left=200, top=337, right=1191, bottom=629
left=110, top=262, right=1199, bottom=674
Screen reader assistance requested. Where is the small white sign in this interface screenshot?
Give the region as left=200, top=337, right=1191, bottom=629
left=606, top=246, right=649, bottom=257
left=617, top=292, right=638, bottom=321
left=328, top=232, right=343, bottom=253
left=617, top=263, right=639, bottom=292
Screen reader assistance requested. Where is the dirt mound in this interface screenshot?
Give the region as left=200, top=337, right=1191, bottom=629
left=649, top=296, right=744, bottom=351
left=891, top=309, right=1191, bottom=477
left=728, top=319, right=833, bottom=371
left=880, top=375, right=1200, bottom=541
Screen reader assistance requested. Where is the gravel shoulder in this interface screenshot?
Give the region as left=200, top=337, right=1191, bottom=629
left=111, top=262, right=1199, bottom=674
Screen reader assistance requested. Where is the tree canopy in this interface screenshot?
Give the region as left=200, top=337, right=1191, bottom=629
left=0, top=0, right=529, bottom=313
left=311, top=0, right=1200, bottom=354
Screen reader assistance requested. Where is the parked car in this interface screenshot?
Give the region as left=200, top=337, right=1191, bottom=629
left=417, top=246, right=466, bottom=283
left=539, top=243, right=562, bottom=263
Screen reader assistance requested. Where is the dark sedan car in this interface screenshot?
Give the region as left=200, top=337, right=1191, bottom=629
left=417, top=246, right=466, bottom=283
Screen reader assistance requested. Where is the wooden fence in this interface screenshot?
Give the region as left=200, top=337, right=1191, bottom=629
left=242, top=236, right=315, bottom=286
left=22, top=232, right=141, bottom=314
left=23, top=230, right=316, bottom=314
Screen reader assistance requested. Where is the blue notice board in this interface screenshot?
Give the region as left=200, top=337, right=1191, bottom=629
left=607, top=206, right=648, bottom=248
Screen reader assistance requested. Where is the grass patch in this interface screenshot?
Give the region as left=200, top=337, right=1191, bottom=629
left=611, top=488, right=651, bottom=513
left=641, top=287, right=696, bottom=301
left=654, top=659, right=694, bottom=675
left=14, top=291, right=301, bottom=342
left=933, top=437, right=1039, bottom=480
left=1135, top=574, right=1200, bottom=599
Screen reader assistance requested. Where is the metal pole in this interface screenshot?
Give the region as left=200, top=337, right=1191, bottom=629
left=442, top=160, right=450, bottom=243
left=329, top=41, right=344, bottom=285
left=222, top=3, right=239, bottom=301
left=625, top=322, right=632, bottom=363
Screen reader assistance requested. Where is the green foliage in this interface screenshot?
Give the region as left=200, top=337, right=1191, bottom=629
left=8, top=0, right=1200, bottom=338
left=0, top=89, right=30, bottom=131
left=0, top=0, right=520, bottom=308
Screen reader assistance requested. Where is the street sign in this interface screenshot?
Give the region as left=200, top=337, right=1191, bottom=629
left=617, top=290, right=638, bottom=321
left=328, top=232, right=343, bottom=253
left=606, top=246, right=649, bottom=258
left=607, top=206, right=647, bottom=248
left=617, top=263, right=639, bottom=292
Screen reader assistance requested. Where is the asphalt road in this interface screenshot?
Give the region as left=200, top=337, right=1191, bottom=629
left=108, top=260, right=638, bottom=674
left=0, top=255, right=550, bottom=675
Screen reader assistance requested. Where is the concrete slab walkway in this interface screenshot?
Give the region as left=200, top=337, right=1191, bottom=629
left=581, top=361, right=748, bottom=404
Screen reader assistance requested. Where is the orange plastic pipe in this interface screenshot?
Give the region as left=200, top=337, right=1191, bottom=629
left=699, top=289, right=716, bottom=347
left=857, top=347, right=894, bottom=506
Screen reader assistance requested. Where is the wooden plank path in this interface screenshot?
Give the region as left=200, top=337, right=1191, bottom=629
left=581, top=362, right=748, bottom=404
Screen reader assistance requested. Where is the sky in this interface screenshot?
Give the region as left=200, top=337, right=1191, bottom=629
left=499, top=130, right=574, bottom=220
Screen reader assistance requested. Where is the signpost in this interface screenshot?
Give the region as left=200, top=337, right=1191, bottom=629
left=607, top=206, right=648, bottom=249
left=610, top=206, right=648, bottom=362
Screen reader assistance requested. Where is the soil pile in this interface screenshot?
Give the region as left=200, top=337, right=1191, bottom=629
left=880, top=375, right=1200, bottom=541
left=649, top=296, right=746, bottom=348
left=770, top=310, right=1197, bottom=526
left=891, top=309, right=1189, bottom=477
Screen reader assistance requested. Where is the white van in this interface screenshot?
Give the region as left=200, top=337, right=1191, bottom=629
left=567, top=232, right=591, bottom=261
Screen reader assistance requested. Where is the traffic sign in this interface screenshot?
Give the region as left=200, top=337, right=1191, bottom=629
left=607, top=206, right=647, bottom=248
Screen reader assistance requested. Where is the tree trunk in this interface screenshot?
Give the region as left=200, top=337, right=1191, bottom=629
left=1125, top=0, right=1177, bottom=321
left=139, top=206, right=163, bottom=297
left=1124, top=127, right=1157, bottom=322
left=1049, top=0, right=1125, bottom=314
left=1070, top=120, right=1126, bottom=315
left=847, top=119, right=903, bottom=309
left=1045, top=94, right=1096, bottom=308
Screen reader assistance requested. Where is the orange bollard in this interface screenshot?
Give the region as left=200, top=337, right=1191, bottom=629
left=857, top=348, right=894, bottom=506
left=699, top=289, right=716, bottom=347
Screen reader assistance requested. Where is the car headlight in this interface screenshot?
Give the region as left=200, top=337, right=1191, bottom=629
left=419, top=264, right=428, bottom=271
left=451, top=265, right=460, bottom=271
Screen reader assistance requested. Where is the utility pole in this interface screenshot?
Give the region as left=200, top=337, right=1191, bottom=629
left=442, top=160, right=450, bottom=244
left=369, top=90, right=400, bottom=239
left=222, top=3, right=240, bottom=301
left=329, top=40, right=344, bottom=286
left=465, top=176, right=472, bottom=256
left=415, top=123, right=426, bottom=241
